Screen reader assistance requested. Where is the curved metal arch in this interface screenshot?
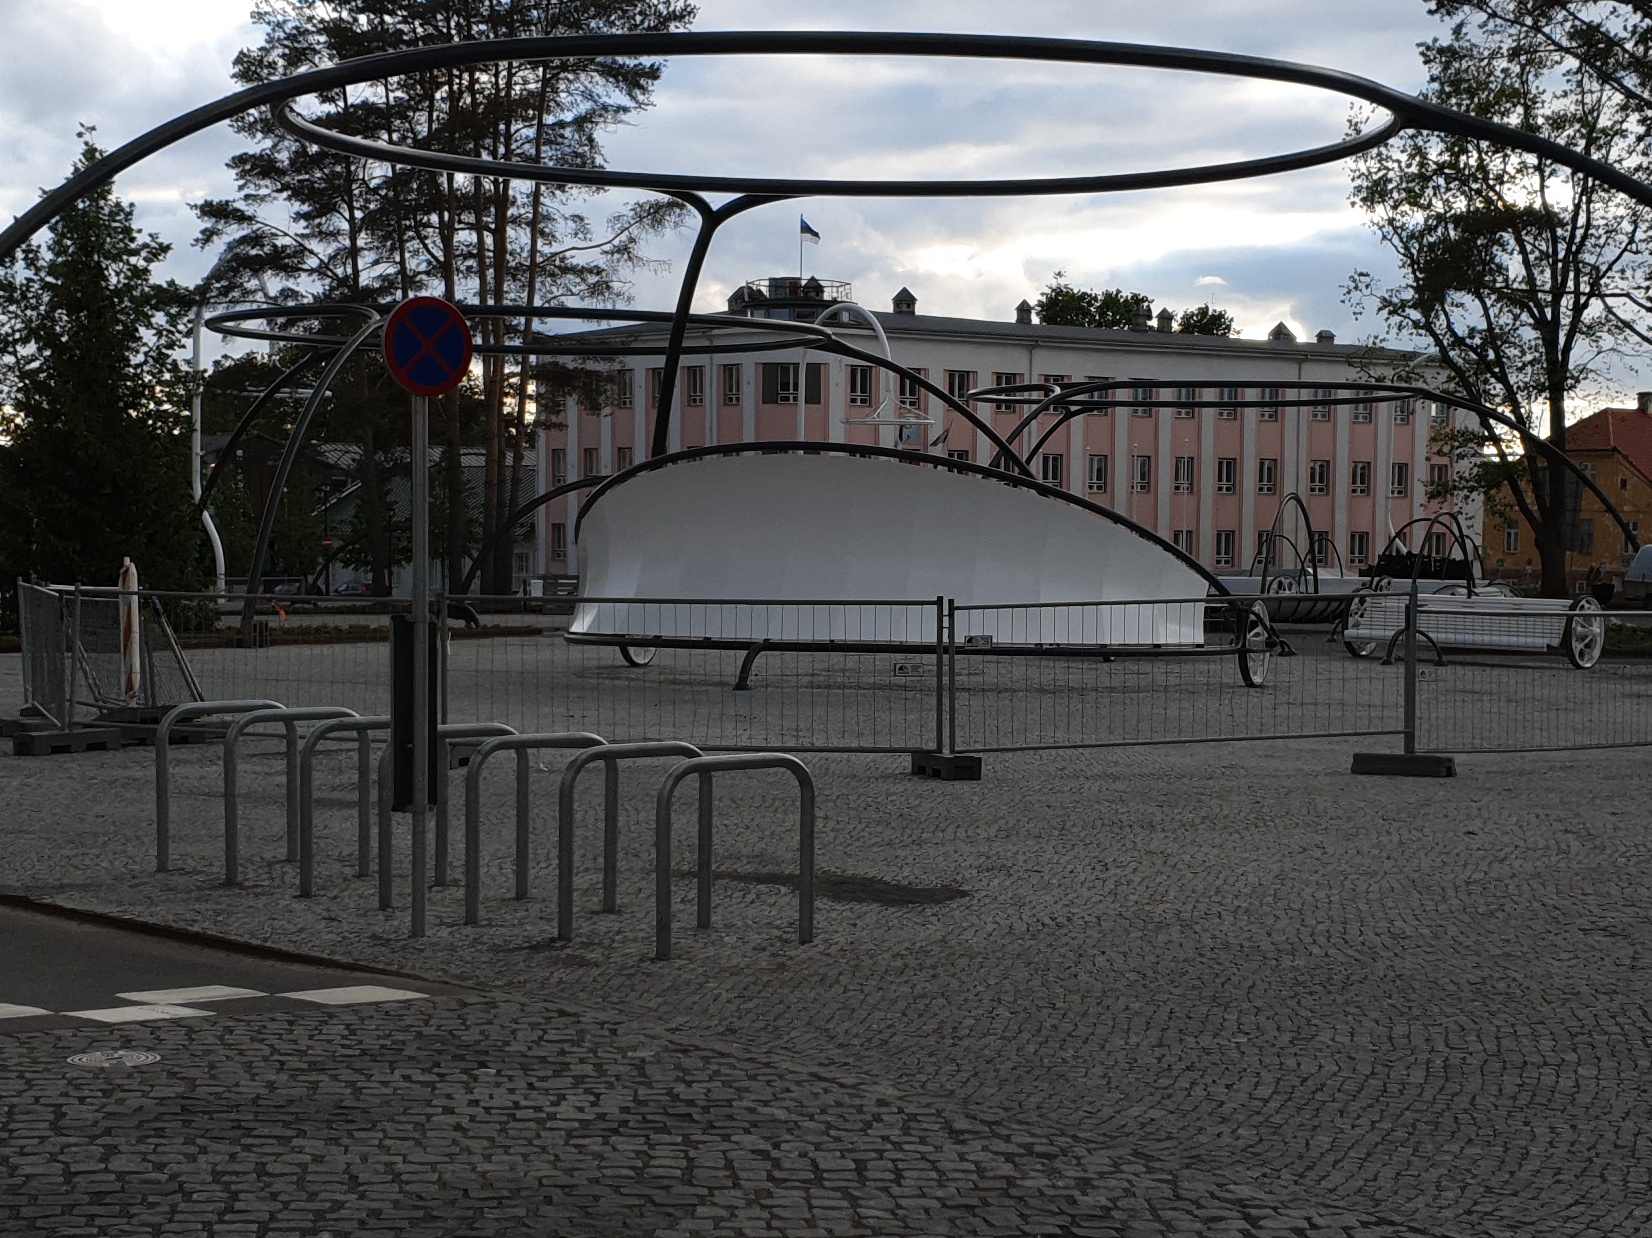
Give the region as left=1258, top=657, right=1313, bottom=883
left=1386, top=511, right=1485, bottom=597
left=455, top=476, right=608, bottom=595
left=197, top=348, right=328, bottom=510
left=1258, top=493, right=1324, bottom=594
left=571, top=440, right=1230, bottom=596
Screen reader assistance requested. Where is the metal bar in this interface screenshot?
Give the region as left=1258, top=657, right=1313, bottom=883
left=947, top=598, right=958, bottom=756
left=696, top=773, right=714, bottom=931
left=357, top=731, right=373, bottom=878
left=432, top=723, right=517, bottom=887
left=410, top=392, right=431, bottom=939
left=516, top=750, right=531, bottom=900
left=458, top=732, right=606, bottom=927
left=222, top=706, right=357, bottom=887
left=296, top=715, right=389, bottom=898
left=602, top=759, right=620, bottom=913
left=153, top=699, right=283, bottom=873
left=66, top=585, right=80, bottom=733
left=933, top=595, right=945, bottom=754
left=378, top=747, right=394, bottom=911
left=1404, top=582, right=1419, bottom=756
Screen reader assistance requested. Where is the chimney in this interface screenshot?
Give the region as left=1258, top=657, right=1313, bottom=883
left=1315, top=329, right=1336, bottom=345
left=1130, top=303, right=1153, bottom=331
left=1637, top=391, right=1651, bottom=414
left=1156, top=307, right=1175, bottom=333
left=892, top=286, right=917, bottom=315
left=1015, top=299, right=1033, bottom=325
left=1268, top=321, right=1297, bottom=342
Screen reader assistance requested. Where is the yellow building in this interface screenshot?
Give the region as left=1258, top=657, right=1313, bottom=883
left=1493, top=396, right=1652, bottom=593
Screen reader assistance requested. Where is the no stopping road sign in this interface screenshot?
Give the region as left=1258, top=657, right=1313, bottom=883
left=383, top=296, right=473, bottom=397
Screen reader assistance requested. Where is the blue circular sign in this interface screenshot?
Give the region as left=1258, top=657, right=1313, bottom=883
left=383, top=296, right=474, bottom=397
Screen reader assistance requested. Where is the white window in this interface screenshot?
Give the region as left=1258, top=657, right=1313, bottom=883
left=616, top=369, right=635, bottom=408
left=1348, top=531, right=1370, bottom=566
left=992, top=371, right=1022, bottom=412
left=946, top=370, right=974, bottom=404
left=1426, top=530, right=1449, bottom=558
left=1176, top=386, right=1198, bottom=418
left=1217, top=386, right=1239, bottom=419
left=1087, top=453, right=1109, bottom=493
left=551, top=522, right=567, bottom=561
left=1257, top=458, right=1277, bottom=495
left=899, top=374, right=922, bottom=410
left=1504, top=523, right=1520, bottom=554
left=1216, top=457, right=1236, bottom=495
left=1390, top=461, right=1409, bottom=497
left=1133, top=386, right=1155, bottom=417
left=616, top=446, right=634, bottom=473
left=947, top=448, right=970, bottom=464
left=722, top=363, right=742, bottom=404
left=1172, top=529, right=1195, bottom=555
left=1430, top=461, right=1452, bottom=487
left=1257, top=530, right=1275, bottom=560
left=1258, top=387, right=1280, bottom=421
left=1215, top=530, right=1236, bottom=568
left=1313, top=532, right=1331, bottom=566
left=1173, top=455, right=1195, bottom=493
left=1040, top=453, right=1064, bottom=486
left=582, top=447, right=601, bottom=478
left=1350, top=461, right=1371, bottom=496
left=1431, top=404, right=1450, bottom=428
left=1353, top=388, right=1373, bottom=422
left=848, top=365, right=872, bottom=407
left=1040, top=373, right=1069, bottom=392
left=777, top=363, right=800, bottom=404
left=1131, top=455, right=1152, bottom=493
left=1312, top=387, right=1333, bottom=421
left=1394, top=399, right=1412, bottom=424
left=551, top=447, right=567, bottom=487
left=1308, top=459, right=1329, bottom=495
left=685, top=365, right=705, bottom=406
left=1084, top=377, right=1112, bottom=414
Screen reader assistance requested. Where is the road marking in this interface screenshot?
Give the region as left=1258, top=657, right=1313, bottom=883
left=64, top=1004, right=216, bottom=1023
left=116, top=985, right=267, bottom=1004
left=280, top=985, right=427, bottom=1005
left=0, top=1003, right=52, bottom=1019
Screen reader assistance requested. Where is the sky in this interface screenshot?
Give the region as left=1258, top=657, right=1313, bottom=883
left=0, top=0, right=1452, bottom=347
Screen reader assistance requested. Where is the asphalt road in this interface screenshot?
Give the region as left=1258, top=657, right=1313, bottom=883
left=0, top=901, right=465, bottom=1036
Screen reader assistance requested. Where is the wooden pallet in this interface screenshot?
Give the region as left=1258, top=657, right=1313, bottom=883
left=11, top=727, right=125, bottom=757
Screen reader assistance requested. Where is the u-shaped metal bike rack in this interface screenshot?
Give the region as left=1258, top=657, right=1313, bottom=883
left=223, top=706, right=359, bottom=885
left=296, top=715, right=389, bottom=897
left=432, top=722, right=519, bottom=888
left=555, top=741, right=706, bottom=943
left=654, top=753, right=816, bottom=962
left=154, top=699, right=284, bottom=872
left=461, top=732, right=608, bottom=925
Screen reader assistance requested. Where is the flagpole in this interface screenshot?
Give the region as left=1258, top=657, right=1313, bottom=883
left=799, top=215, right=804, bottom=279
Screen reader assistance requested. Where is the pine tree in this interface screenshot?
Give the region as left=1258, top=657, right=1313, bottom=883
left=0, top=138, right=201, bottom=594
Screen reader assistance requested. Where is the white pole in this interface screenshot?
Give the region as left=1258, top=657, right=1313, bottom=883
left=192, top=302, right=227, bottom=595
left=410, top=392, right=431, bottom=938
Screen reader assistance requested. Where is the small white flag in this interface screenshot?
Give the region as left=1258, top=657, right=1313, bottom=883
left=800, top=217, right=821, bottom=245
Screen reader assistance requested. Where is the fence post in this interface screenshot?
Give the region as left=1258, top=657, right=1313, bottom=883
left=66, top=585, right=81, bottom=732
left=933, top=594, right=945, bottom=754
left=1403, top=581, right=1420, bottom=755
left=946, top=598, right=958, bottom=756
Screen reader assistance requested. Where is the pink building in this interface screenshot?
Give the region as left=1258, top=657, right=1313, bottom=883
left=535, top=279, right=1473, bottom=582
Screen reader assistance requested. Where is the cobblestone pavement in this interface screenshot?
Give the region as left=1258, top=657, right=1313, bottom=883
left=3, top=650, right=1651, bottom=1236
left=1, top=991, right=1448, bottom=1238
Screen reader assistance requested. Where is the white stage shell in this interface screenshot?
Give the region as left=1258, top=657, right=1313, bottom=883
left=571, top=453, right=1215, bottom=647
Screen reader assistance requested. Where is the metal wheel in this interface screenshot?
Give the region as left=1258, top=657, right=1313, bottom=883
left=619, top=644, right=658, bottom=667
left=1343, top=591, right=1377, bottom=658
left=1266, top=573, right=1299, bottom=594
left=1563, top=596, right=1604, bottom=669
left=1238, top=601, right=1274, bottom=687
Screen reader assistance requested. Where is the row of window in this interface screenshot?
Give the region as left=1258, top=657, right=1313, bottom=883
left=602, top=365, right=1444, bottom=423
left=1076, top=455, right=1442, bottom=497
left=1148, top=528, right=1384, bottom=569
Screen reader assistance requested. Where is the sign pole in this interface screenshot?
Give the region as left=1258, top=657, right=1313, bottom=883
left=410, top=391, right=431, bottom=939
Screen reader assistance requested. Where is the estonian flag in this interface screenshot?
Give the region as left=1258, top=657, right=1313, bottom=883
left=800, top=217, right=821, bottom=245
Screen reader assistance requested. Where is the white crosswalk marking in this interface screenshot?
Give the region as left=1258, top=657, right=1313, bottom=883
left=64, top=1004, right=216, bottom=1023
left=116, top=986, right=267, bottom=1004
left=0, top=1003, right=51, bottom=1019
left=280, top=985, right=427, bottom=1005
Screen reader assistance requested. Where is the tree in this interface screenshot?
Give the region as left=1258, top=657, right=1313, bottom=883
left=0, top=138, right=202, bottom=594
left=1176, top=303, right=1236, bottom=336
left=1034, top=273, right=1153, bottom=329
left=1345, top=17, right=1652, bottom=596
left=1430, top=2, right=1652, bottom=115
left=198, top=0, right=693, bottom=594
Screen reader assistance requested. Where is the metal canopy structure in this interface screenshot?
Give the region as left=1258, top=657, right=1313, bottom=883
left=2, top=30, right=1645, bottom=598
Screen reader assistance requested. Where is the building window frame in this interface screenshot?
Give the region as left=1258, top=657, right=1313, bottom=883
left=1350, top=460, right=1371, bottom=496
left=1087, top=453, right=1109, bottom=493
left=1131, top=454, right=1152, bottom=493
left=1257, top=457, right=1277, bottom=495
left=1215, top=457, right=1236, bottom=495
left=1173, top=455, right=1195, bottom=493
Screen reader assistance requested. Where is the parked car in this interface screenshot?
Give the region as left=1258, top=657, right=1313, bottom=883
left=270, top=581, right=320, bottom=609
left=1623, top=545, right=1652, bottom=608
left=332, top=582, right=373, bottom=597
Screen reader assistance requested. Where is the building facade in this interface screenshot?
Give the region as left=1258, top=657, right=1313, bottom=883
left=536, top=280, right=1475, bottom=581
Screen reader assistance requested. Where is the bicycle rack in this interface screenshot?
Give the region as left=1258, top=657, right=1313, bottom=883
left=460, top=732, right=607, bottom=925
left=654, top=753, right=816, bottom=962
left=154, top=699, right=286, bottom=872
left=223, top=706, right=358, bottom=885
left=432, top=722, right=518, bottom=888
left=555, top=741, right=706, bottom=943
left=296, top=715, right=389, bottom=897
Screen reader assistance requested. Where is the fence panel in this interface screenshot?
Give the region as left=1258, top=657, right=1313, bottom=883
left=1416, top=658, right=1652, bottom=752
left=950, top=596, right=1407, bottom=753
left=17, top=582, right=68, bottom=726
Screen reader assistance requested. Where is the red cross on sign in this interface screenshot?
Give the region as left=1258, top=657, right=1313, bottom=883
left=382, top=297, right=474, bottom=397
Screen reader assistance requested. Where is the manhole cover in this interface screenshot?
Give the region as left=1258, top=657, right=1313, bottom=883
left=67, top=1049, right=160, bottom=1068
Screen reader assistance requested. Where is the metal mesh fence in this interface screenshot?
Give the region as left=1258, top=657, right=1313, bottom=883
left=16, top=582, right=68, bottom=726
left=951, top=596, right=1407, bottom=752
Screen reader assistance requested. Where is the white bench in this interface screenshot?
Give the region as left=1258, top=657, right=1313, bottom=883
left=1342, top=587, right=1605, bottom=668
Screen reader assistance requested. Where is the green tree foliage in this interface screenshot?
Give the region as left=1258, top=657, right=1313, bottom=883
left=1176, top=303, right=1237, bottom=336
left=1345, top=16, right=1651, bottom=596
left=1034, top=273, right=1153, bottom=330
left=1430, top=2, right=1652, bottom=114
left=197, top=0, right=694, bottom=593
left=0, top=139, right=202, bottom=594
